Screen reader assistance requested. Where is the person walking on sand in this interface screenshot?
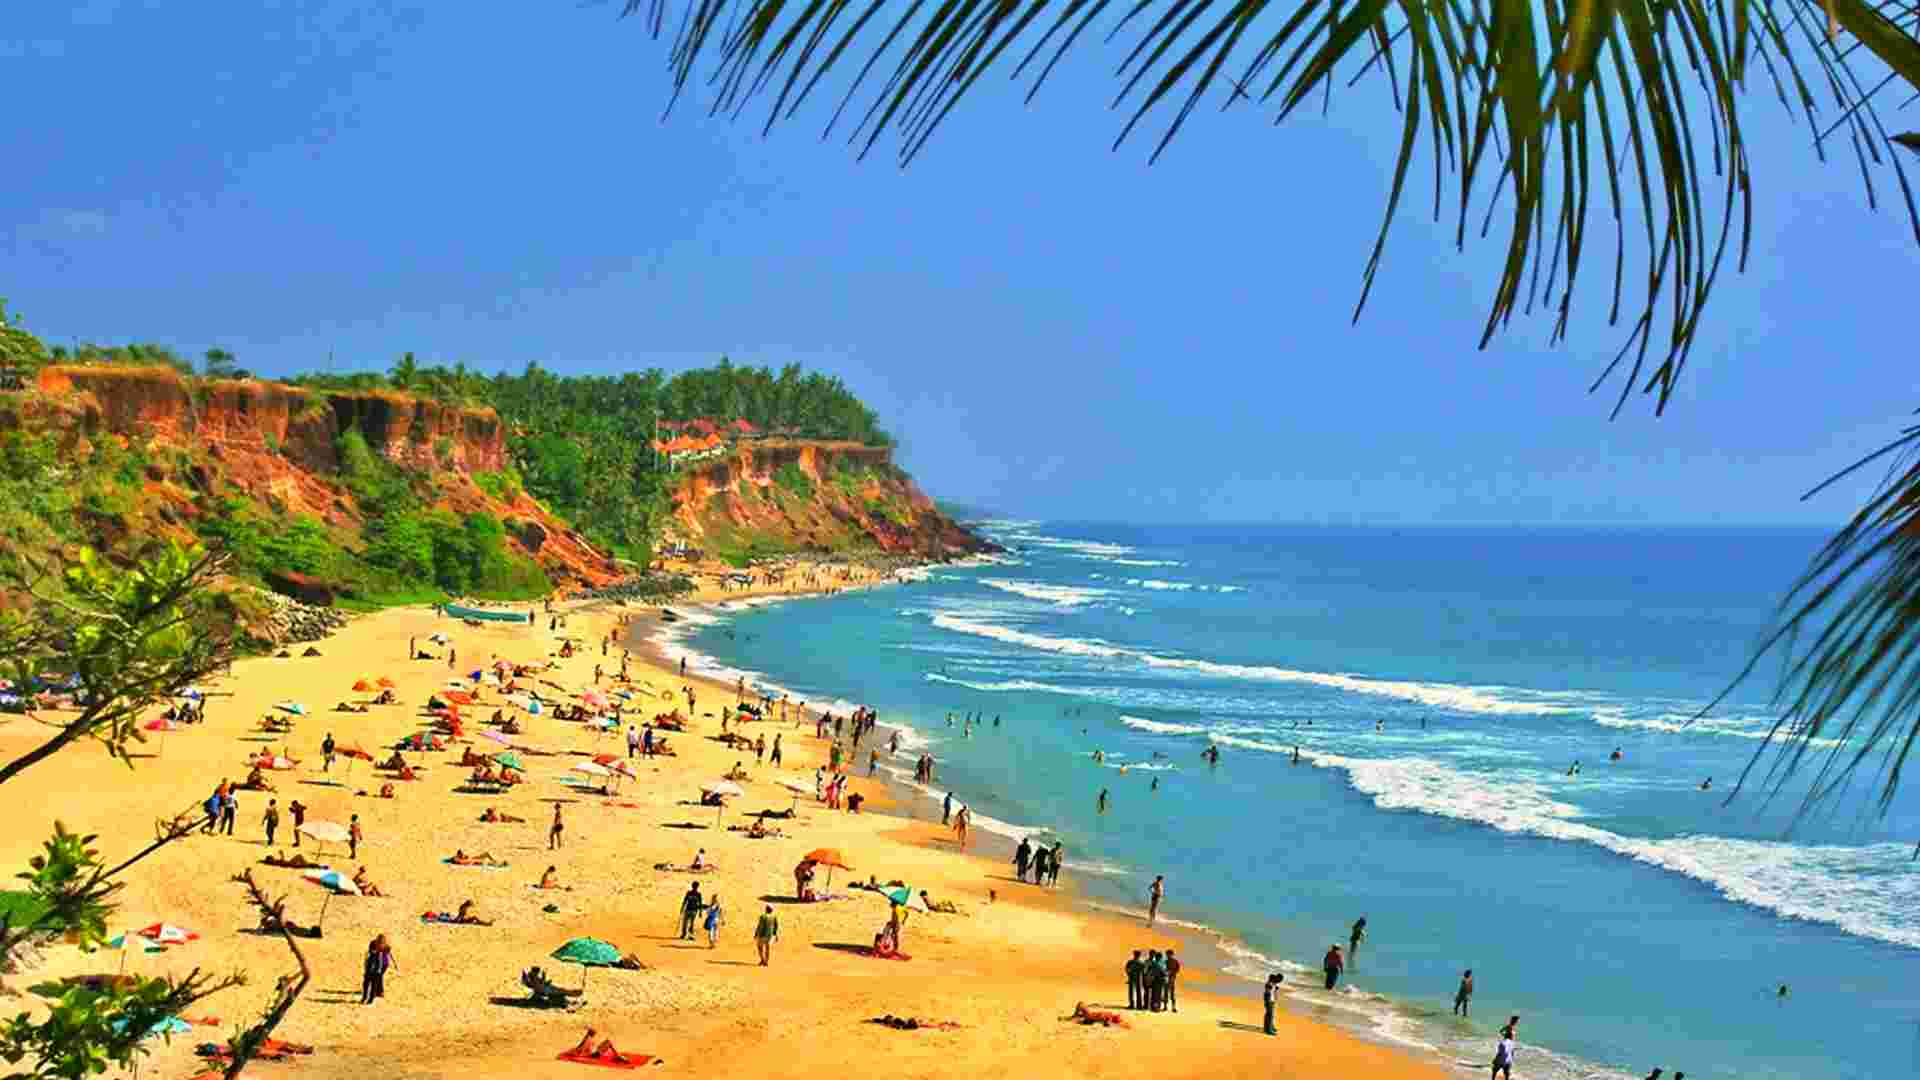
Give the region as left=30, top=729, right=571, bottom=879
left=1147, top=875, right=1165, bottom=926
left=288, top=800, right=306, bottom=847
left=221, top=789, right=238, bottom=835
left=770, top=733, right=783, bottom=767
left=703, top=893, right=724, bottom=948
left=754, top=905, right=779, bottom=966
left=550, top=804, right=564, bottom=850
left=1125, top=950, right=1144, bottom=1010
left=953, top=806, right=970, bottom=849
left=942, top=792, right=953, bottom=826
left=360, top=934, right=395, bottom=1004
left=348, top=814, right=363, bottom=858
left=263, top=799, right=280, bottom=847
left=1014, top=838, right=1033, bottom=883
left=1323, top=944, right=1345, bottom=990
left=322, top=732, right=336, bottom=772
left=1165, top=949, right=1181, bottom=1012
left=1349, top=916, right=1368, bottom=964
left=1454, top=969, right=1475, bottom=1016
left=627, top=724, right=639, bottom=759
left=1262, top=973, right=1284, bottom=1034
left=678, top=881, right=704, bottom=940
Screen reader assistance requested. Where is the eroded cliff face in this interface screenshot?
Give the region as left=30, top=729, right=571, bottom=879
left=669, top=440, right=989, bottom=559
left=21, top=366, right=618, bottom=585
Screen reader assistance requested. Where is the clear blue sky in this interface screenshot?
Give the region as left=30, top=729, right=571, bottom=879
left=6, top=0, right=1914, bottom=524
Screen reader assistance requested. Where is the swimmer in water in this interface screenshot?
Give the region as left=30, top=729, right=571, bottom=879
left=1151, top=776, right=1159, bottom=792
left=1097, top=788, right=1110, bottom=814
left=1292, top=746, right=1301, bottom=765
left=1701, top=777, right=1713, bottom=791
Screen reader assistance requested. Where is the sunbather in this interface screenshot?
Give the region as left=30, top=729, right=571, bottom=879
left=241, top=766, right=275, bottom=792
left=453, top=899, right=491, bottom=925
left=262, top=850, right=317, bottom=869
left=449, top=850, right=504, bottom=867
left=353, top=866, right=384, bottom=896
left=479, top=807, right=526, bottom=823
left=565, top=1028, right=635, bottom=1064
left=377, top=783, right=396, bottom=799
left=380, top=751, right=408, bottom=771
left=919, top=890, right=964, bottom=914
left=537, top=865, right=563, bottom=889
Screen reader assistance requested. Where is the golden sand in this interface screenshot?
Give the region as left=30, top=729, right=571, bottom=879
left=0, top=572, right=1445, bottom=1080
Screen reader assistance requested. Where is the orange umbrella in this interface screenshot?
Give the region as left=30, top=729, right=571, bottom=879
left=444, top=690, right=476, bottom=706
left=351, top=679, right=374, bottom=693
left=376, top=677, right=397, bottom=689
left=802, top=848, right=849, bottom=870
left=339, top=744, right=373, bottom=761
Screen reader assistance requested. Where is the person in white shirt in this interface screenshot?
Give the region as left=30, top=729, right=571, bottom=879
left=1491, top=1035, right=1516, bottom=1080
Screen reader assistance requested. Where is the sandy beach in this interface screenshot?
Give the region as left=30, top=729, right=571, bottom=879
left=0, top=569, right=1446, bottom=1080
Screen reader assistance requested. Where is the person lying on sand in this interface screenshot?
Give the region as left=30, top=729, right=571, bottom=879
left=395, top=764, right=419, bottom=782
left=752, top=808, right=796, bottom=820
left=919, top=890, right=965, bottom=915
left=262, top=850, right=318, bottom=869
left=731, top=820, right=783, bottom=839
left=856, top=876, right=909, bottom=891
left=450, top=850, right=505, bottom=867
left=500, top=717, right=522, bottom=735
left=1067, top=1003, right=1126, bottom=1027
left=479, top=807, right=526, bottom=823
left=697, top=791, right=724, bottom=807
left=566, top=1028, right=637, bottom=1064
left=377, top=782, right=396, bottom=799
left=333, top=701, right=369, bottom=713
left=352, top=866, right=384, bottom=897
left=259, top=901, right=319, bottom=938
left=374, top=689, right=397, bottom=705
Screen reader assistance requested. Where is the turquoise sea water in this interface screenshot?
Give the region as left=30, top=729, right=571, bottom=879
left=655, top=523, right=1920, bottom=1079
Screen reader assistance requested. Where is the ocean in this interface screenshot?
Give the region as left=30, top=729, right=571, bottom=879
left=650, top=523, right=1920, bottom=1079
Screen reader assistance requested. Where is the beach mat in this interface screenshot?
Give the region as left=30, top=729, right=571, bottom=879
left=556, top=1051, right=662, bottom=1069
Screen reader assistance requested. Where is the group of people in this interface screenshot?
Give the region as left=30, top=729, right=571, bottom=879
left=1122, top=948, right=1181, bottom=1012
left=1012, top=836, right=1065, bottom=886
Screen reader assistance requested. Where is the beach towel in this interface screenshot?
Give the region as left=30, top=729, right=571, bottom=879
left=556, top=1051, right=662, bottom=1069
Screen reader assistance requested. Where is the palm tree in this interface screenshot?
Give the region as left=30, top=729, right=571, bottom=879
left=611, top=0, right=1920, bottom=809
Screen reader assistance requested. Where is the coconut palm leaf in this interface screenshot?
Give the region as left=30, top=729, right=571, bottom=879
left=619, top=0, right=1918, bottom=406
left=1704, top=419, right=1920, bottom=813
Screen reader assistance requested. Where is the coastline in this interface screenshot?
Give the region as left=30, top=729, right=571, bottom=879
left=621, top=573, right=1464, bottom=1072
left=0, top=565, right=1445, bottom=1080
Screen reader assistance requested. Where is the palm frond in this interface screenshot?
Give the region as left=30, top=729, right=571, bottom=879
left=620, top=0, right=1918, bottom=407
left=1705, top=416, right=1920, bottom=814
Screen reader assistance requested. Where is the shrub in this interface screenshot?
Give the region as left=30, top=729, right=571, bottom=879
left=775, top=462, right=813, bottom=500
left=472, top=469, right=521, bottom=502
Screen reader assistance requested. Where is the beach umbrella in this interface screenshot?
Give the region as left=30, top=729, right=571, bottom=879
left=444, top=690, right=476, bottom=706
left=799, top=847, right=850, bottom=892
left=591, top=753, right=620, bottom=767
left=352, top=679, right=375, bottom=693
left=429, top=632, right=449, bottom=645
left=571, top=761, right=612, bottom=780
left=376, top=677, right=397, bottom=689
left=702, top=780, right=743, bottom=824
left=253, top=754, right=298, bottom=771
left=301, top=868, right=360, bottom=925
left=137, top=923, right=198, bottom=945
left=493, top=751, right=526, bottom=772
left=775, top=777, right=810, bottom=812
left=883, top=886, right=930, bottom=913
left=550, top=937, right=622, bottom=990
left=274, top=702, right=307, bottom=716
left=296, top=821, right=350, bottom=855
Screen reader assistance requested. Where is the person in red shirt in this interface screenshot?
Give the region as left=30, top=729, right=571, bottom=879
left=1323, top=944, right=1345, bottom=990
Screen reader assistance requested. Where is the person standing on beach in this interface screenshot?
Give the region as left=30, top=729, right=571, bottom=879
left=220, top=789, right=238, bottom=836
left=1165, top=949, right=1181, bottom=1012
left=703, top=893, right=724, bottom=948
left=1147, top=875, right=1165, bottom=925
left=1454, top=970, right=1474, bottom=1016
left=754, top=905, right=779, bottom=965
left=1323, top=944, right=1344, bottom=990
left=288, top=800, right=306, bottom=847
left=348, top=814, right=363, bottom=858
left=322, top=733, right=336, bottom=772
left=1349, top=917, right=1368, bottom=964
left=1145, top=950, right=1167, bottom=1011
left=643, top=724, right=655, bottom=758
left=942, top=792, right=953, bottom=825
left=1262, top=973, right=1284, bottom=1034
left=1049, top=842, right=1065, bottom=886
left=1125, top=950, right=1144, bottom=1009
left=1032, top=846, right=1051, bottom=887
left=263, top=799, right=280, bottom=847
left=1014, top=838, right=1032, bottom=883
left=770, top=734, right=783, bottom=767
left=550, top=804, right=564, bottom=850
left=679, top=882, right=704, bottom=940
left=360, top=934, right=395, bottom=1004
left=954, top=806, right=970, bottom=849
left=627, top=724, right=639, bottom=759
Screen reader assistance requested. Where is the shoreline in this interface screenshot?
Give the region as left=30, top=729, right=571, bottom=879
left=615, top=579, right=1460, bottom=1070
left=0, top=568, right=1445, bottom=1080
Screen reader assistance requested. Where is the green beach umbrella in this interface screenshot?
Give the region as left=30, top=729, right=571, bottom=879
left=550, top=936, right=621, bottom=990
left=492, top=751, right=526, bottom=772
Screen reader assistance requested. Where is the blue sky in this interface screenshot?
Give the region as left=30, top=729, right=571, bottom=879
left=5, top=0, right=1914, bottom=525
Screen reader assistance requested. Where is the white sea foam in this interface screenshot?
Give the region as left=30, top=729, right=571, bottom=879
left=1000, top=533, right=1139, bottom=558
left=1127, top=578, right=1195, bottom=591
left=1120, top=715, right=1210, bottom=736
left=979, top=578, right=1110, bottom=607
left=1306, top=750, right=1920, bottom=949
left=924, top=672, right=1074, bottom=694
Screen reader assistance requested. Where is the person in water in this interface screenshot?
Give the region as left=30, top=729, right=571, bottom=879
left=1349, top=917, right=1368, bottom=962
left=1096, top=788, right=1110, bottom=814
left=1454, top=969, right=1474, bottom=1016
left=1701, top=777, right=1713, bottom=791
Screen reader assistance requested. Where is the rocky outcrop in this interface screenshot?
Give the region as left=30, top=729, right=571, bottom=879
left=668, top=439, right=992, bottom=560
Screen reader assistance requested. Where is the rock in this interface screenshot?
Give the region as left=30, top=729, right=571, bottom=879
left=511, top=518, right=547, bottom=553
